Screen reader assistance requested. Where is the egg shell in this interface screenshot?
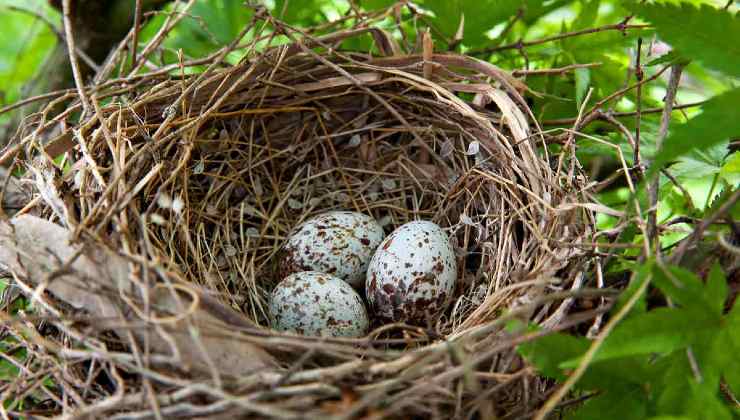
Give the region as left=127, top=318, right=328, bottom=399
left=280, top=211, right=385, bottom=288
left=269, top=271, right=369, bottom=337
left=366, top=221, right=457, bottom=323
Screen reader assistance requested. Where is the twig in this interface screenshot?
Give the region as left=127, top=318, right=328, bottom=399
left=541, top=101, right=705, bottom=126
left=512, top=62, right=602, bottom=77
left=61, top=0, right=91, bottom=114
left=471, top=21, right=649, bottom=55
left=634, top=38, right=644, bottom=170
left=647, top=63, right=685, bottom=256
left=131, top=0, right=144, bottom=69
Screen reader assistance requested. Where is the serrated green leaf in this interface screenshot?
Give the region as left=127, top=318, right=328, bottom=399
left=626, top=2, right=740, bottom=77
left=517, top=330, right=653, bottom=389
left=685, top=380, right=733, bottom=420
left=568, top=389, right=647, bottom=420
left=705, top=185, right=740, bottom=220
left=649, top=87, right=740, bottom=175
left=652, top=263, right=723, bottom=317
left=720, top=151, right=740, bottom=186
left=705, top=264, right=728, bottom=316
left=561, top=307, right=717, bottom=367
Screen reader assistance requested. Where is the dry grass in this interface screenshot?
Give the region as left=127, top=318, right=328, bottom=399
left=0, top=5, right=605, bottom=418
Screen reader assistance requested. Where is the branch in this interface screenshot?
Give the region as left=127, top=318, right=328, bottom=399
left=512, top=62, right=602, bottom=77
left=61, top=0, right=91, bottom=113
left=470, top=21, right=650, bottom=55
left=647, top=63, right=685, bottom=256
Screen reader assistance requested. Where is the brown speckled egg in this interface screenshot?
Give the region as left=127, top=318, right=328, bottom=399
left=280, top=211, right=385, bottom=288
left=269, top=271, right=369, bottom=337
left=366, top=221, right=457, bottom=324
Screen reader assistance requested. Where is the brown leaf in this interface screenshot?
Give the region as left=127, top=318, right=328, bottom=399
left=0, top=215, right=276, bottom=377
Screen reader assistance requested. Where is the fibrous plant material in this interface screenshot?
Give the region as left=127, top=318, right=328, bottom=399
left=0, top=5, right=601, bottom=418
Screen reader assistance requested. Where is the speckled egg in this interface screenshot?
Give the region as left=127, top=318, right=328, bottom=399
left=366, top=221, right=457, bottom=323
left=269, top=271, right=369, bottom=337
left=280, top=211, right=385, bottom=288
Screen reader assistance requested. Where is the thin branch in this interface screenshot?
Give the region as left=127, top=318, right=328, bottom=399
left=130, top=0, right=144, bottom=69
left=512, top=62, right=602, bottom=77
left=647, top=63, right=685, bottom=256
left=471, top=21, right=650, bottom=55
left=61, top=0, right=90, bottom=113
left=541, top=101, right=705, bottom=126
left=634, top=38, right=644, bottom=170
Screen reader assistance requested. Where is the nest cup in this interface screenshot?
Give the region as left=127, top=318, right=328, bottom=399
left=6, top=26, right=596, bottom=418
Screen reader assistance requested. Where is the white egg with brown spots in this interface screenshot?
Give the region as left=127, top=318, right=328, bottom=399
left=269, top=271, right=369, bottom=337
left=366, top=221, right=457, bottom=324
left=280, top=211, right=385, bottom=288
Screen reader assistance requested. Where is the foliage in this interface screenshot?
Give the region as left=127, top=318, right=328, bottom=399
left=518, top=263, right=739, bottom=419
left=0, top=0, right=58, bottom=113
left=627, top=1, right=740, bottom=78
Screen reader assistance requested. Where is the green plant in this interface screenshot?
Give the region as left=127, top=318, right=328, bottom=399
left=517, top=262, right=739, bottom=419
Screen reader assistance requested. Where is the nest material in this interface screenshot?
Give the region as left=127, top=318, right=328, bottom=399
left=1, top=18, right=598, bottom=419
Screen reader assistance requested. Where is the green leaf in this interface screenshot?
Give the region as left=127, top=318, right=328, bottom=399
left=720, top=151, right=740, bottom=186
left=649, top=87, right=740, bottom=175
left=626, top=2, right=740, bottom=77
left=612, top=262, right=651, bottom=318
left=517, top=330, right=589, bottom=382
left=646, top=51, right=690, bottom=67
left=360, top=0, right=396, bottom=9
left=705, top=264, right=728, bottom=316
left=575, top=67, right=590, bottom=107
left=561, top=307, right=717, bottom=367
left=684, top=381, right=733, bottom=420
left=647, top=417, right=693, bottom=420
left=419, top=0, right=522, bottom=47
left=652, top=264, right=724, bottom=317
left=274, top=0, right=329, bottom=25
left=518, top=329, right=654, bottom=389
left=723, top=299, right=740, bottom=396
left=568, top=389, right=647, bottom=420
left=705, top=185, right=740, bottom=221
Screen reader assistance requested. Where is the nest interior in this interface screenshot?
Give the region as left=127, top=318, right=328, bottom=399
left=2, top=23, right=597, bottom=418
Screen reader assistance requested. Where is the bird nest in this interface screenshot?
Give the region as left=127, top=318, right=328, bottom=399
left=0, top=13, right=599, bottom=419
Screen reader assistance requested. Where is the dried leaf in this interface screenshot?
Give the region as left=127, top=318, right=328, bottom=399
left=0, top=215, right=275, bottom=377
